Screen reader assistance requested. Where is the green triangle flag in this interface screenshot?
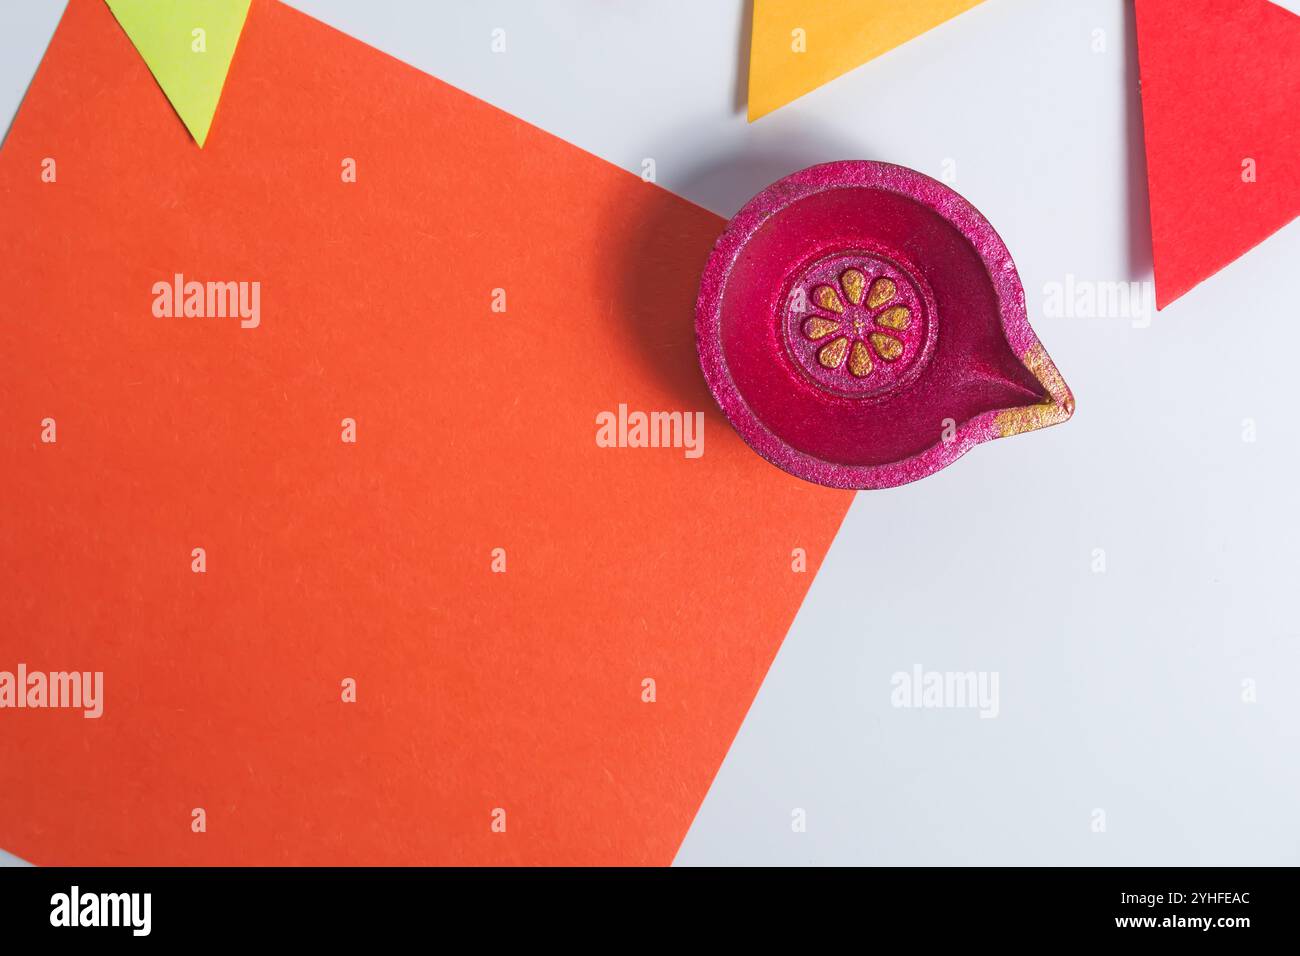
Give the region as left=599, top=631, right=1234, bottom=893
left=105, top=0, right=251, bottom=147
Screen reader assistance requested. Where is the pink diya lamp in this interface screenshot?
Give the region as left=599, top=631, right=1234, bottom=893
left=696, top=161, right=1074, bottom=489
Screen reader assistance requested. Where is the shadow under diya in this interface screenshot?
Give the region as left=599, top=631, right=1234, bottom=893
left=696, top=161, right=1074, bottom=490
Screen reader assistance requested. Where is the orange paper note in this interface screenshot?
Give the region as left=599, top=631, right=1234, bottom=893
left=748, top=0, right=986, bottom=121
left=0, top=0, right=851, bottom=865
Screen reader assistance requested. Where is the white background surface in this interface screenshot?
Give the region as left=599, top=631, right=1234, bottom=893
left=4, top=0, right=1298, bottom=866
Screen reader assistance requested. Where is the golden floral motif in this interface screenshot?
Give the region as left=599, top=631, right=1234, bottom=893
left=801, top=269, right=911, bottom=379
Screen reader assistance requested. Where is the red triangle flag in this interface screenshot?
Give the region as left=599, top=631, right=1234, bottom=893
left=1136, top=0, right=1300, bottom=309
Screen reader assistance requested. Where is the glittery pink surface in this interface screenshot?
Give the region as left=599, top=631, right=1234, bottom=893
left=695, top=161, right=1073, bottom=489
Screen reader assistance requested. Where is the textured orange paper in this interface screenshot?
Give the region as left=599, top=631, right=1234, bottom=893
left=748, top=0, right=986, bottom=121
left=0, top=0, right=851, bottom=865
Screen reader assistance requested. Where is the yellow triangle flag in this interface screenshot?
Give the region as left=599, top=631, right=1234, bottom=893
left=748, top=0, right=987, bottom=121
left=105, top=0, right=252, bottom=146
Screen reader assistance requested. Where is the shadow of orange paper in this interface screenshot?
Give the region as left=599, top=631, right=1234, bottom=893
left=0, top=0, right=851, bottom=865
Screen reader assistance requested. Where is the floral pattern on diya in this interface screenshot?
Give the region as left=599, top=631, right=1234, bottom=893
left=801, top=269, right=913, bottom=379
